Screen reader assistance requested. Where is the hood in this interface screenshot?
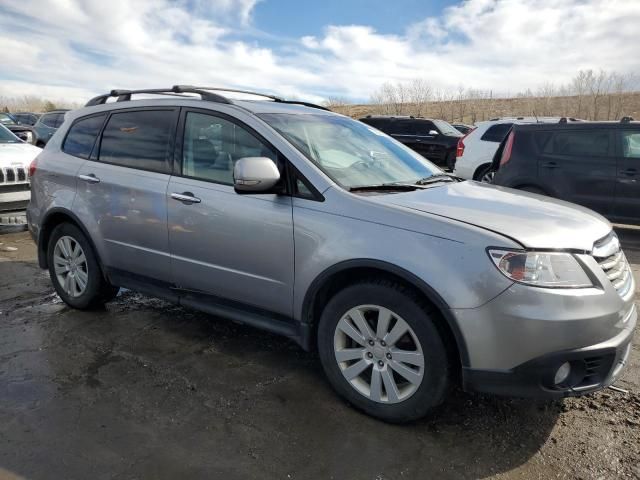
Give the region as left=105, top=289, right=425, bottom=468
left=0, top=143, right=42, bottom=167
left=6, top=124, right=34, bottom=133
left=368, top=181, right=610, bottom=251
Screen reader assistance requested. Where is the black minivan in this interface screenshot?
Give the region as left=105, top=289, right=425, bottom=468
left=360, top=116, right=462, bottom=169
left=492, top=120, right=640, bottom=225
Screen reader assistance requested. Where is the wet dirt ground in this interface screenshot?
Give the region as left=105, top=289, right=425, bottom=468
left=0, top=229, right=638, bottom=480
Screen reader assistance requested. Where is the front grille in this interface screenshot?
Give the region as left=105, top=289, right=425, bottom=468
left=0, top=167, right=29, bottom=185
left=592, top=233, right=633, bottom=297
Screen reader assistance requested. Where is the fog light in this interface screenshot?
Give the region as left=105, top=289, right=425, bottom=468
left=554, top=362, right=571, bottom=385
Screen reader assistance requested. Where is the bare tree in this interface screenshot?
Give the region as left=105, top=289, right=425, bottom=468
left=406, top=79, right=432, bottom=117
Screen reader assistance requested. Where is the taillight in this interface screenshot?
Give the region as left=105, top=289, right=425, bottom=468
left=28, top=158, right=37, bottom=177
left=500, top=131, right=515, bottom=166
left=456, top=134, right=468, bottom=158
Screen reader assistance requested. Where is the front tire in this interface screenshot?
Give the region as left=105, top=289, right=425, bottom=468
left=317, top=279, right=451, bottom=423
left=47, top=223, right=117, bottom=309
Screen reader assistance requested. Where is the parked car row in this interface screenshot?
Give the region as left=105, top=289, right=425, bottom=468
left=0, top=110, right=68, bottom=147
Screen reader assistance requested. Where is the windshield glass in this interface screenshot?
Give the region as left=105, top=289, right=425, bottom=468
left=259, top=113, right=441, bottom=189
left=0, top=124, right=20, bottom=143
left=433, top=119, right=462, bottom=137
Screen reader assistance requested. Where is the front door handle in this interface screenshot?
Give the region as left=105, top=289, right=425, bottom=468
left=78, top=173, right=100, bottom=184
left=171, top=192, right=201, bottom=204
left=621, top=168, right=637, bottom=177
left=541, top=161, right=558, bottom=169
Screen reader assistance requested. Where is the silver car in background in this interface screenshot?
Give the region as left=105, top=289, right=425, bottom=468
left=27, top=86, right=636, bottom=422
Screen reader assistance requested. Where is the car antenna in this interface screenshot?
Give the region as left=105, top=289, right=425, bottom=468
left=532, top=110, right=539, bottom=123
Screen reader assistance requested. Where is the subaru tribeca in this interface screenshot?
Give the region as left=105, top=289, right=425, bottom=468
left=27, top=86, right=636, bottom=423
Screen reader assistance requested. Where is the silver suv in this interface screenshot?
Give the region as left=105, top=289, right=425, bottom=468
left=27, top=86, right=636, bottom=423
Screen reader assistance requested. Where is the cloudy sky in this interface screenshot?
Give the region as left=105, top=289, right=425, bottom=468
left=1, top=0, right=639, bottom=104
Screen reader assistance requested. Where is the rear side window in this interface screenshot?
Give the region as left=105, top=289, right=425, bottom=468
left=621, top=130, right=640, bottom=158
left=62, top=114, right=106, bottom=159
left=99, top=110, right=175, bottom=173
left=545, top=130, right=610, bottom=157
left=42, top=113, right=63, bottom=128
left=481, top=123, right=513, bottom=142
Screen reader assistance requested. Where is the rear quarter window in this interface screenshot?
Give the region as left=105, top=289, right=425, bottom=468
left=545, top=130, right=610, bottom=157
left=41, top=114, right=59, bottom=128
left=98, top=110, right=175, bottom=173
left=63, top=114, right=107, bottom=159
left=481, top=123, right=513, bottom=142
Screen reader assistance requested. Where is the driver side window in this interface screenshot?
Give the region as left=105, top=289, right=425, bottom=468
left=182, top=112, right=277, bottom=185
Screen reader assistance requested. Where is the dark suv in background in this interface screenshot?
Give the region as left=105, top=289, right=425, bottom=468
left=359, top=116, right=462, bottom=169
left=492, top=119, right=640, bottom=224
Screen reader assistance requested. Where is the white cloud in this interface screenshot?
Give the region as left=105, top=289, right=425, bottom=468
left=0, top=0, right=639, bottom=104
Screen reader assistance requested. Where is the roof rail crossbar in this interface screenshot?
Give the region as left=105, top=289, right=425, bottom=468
left=85, top=86, right=233, bottom=107
left=182, top=86, right=284, bottom=102
left=84, top=85, right=329, bottom=111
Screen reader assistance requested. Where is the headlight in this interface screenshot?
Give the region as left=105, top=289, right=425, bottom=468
left=488, top=249, right=592, bottom=288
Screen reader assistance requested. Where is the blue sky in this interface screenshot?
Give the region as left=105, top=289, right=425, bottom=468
left=0, top=0, right=638, bottom=104
left=254, top=0, right=458, bottom=37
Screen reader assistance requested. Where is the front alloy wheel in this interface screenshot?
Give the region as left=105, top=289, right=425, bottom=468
left=334, top=305, right=424, bottom=403
left=318, top=280, right=451, bottom=423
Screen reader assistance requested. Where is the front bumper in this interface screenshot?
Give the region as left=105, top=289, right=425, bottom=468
left=462, top=303, right=636, bottom=398
left=0, top=187, right=30, bottom=212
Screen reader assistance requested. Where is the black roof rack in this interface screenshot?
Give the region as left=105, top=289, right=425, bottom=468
left=85, top=84, right=330, bottom=111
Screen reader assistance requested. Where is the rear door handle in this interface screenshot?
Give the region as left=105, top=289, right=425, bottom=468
left=541, top=161, right=558, bottom=169
left=78, top=173, right=100, bottom=184
left=621, top=168, right=637, bottom=176
left=171, top=192, right=201, bottom=204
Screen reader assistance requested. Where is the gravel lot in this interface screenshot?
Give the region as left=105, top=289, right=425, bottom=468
left=0, top=228, right=638, bottom=480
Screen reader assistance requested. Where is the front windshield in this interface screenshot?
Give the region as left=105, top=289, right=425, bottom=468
left=259, top=113, right=441, bottom=189
left=0, top=113, right=17, bottom=126
left=433, top=119, right=462, bottom=137
left=0, top=124, right=20, bottom=143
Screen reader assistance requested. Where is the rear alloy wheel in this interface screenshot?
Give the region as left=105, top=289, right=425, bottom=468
left=477, top=165, right=495, bottom=183
left=53, top=236, right=89, bottom=298
left=318, top=280, right=451, bottom=423
left=47, top=223, right=118, bottom=309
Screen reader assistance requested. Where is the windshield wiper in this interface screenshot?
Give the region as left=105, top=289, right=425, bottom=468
left=349, top=183, right=418, bottom=192
left=414, top=173, right=461, bottom=186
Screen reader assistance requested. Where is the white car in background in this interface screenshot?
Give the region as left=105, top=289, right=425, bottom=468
left=454, top=117, right=582, bottom=182
left=0, top=124, right=41, bottom=213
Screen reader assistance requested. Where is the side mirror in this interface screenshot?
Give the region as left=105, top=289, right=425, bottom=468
left=428, top=130, right=439, bottom=136
left=233, top=157, right=281, bottom=193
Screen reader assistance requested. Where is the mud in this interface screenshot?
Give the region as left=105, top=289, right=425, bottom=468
left=0, top=228, right=638, bottom=479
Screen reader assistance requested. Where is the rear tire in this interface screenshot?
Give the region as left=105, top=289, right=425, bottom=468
left=317, top=279, right=451, bottom=423
left=475, top=164, right=494, bottom=183
left=47, top=223, right=117, bottom=309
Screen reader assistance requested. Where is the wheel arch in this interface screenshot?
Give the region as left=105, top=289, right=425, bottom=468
left=300, top=259, right=470, bottom=368
left=472, top=162, right=493, bottom=180
left=37, top=208, right=105, bottom=278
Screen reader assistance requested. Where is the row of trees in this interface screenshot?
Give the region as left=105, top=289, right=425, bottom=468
left=333, top=70, right=640, bottom=123
left=1, top=95, right=80, bottom=114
